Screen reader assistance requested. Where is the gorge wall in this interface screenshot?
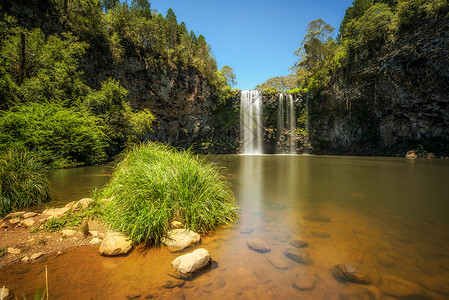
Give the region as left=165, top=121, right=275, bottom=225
left=82, top=57, right=216, bottom=150
left=309, top=16, right=449, bottom=156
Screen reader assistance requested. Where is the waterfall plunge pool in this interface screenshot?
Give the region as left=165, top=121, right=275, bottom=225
left=2, top=155, right=449, bottom=299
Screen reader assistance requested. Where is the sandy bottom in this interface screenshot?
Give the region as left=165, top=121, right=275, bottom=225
left=2, top=198, right=449, bottom=299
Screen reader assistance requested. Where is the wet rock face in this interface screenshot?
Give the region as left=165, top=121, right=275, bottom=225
left=311, top=16, right=449, bottom=155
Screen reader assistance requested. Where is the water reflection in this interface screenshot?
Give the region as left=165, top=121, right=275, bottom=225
left=2, top=156, right=449, bottom=299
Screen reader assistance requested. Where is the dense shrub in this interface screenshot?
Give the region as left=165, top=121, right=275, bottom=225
left=0, top=102, right=108, bottom=168
left=96, top=142, right=238, bottom=245
left=0, top=149, right=52, bottom=216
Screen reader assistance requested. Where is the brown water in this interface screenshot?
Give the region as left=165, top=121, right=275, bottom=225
left=2, top=155, right=449, bottom=299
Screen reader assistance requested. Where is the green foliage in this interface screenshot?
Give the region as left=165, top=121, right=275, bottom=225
left=96, top=142, right=238, bottom=245
left=0, top=148, right=52, bottom=217
left=0, top=102, right=108, bottom=168
left=255, top=74, right=296, bottom=92
left=220, top=65, right=237, bottom=88
left=1, top=28, right=89, bottom=106
left=81, top=78, right=154, bottom=156
left=344, top=4, right=394, bottom=49
left=44, top=217, right=67, bottom=232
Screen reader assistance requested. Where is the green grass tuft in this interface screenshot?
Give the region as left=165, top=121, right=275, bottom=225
left=95, top=142, right=238, bottom=245
left=0, top=148, right=52, bottom=217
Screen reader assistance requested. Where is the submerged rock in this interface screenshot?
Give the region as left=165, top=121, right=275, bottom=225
left=289, top=239, right=308, bottom=248
left=171, top=248, right=211, bottom=278
left=99, top=231, right=133, bottom=256
left=239, top=227, right=254, bottom=234
left=163, top=279, right=185, bottom=289
left=247, top=238, right=271, bottom=253
left=312, top=230, right=331, bottom=238
left=163, top=229, right=200, bottom=252
left=267, top=255, right=290, bottom=270
left=379, top=275, right=428, bottom=299
left=303, top=216, right=331, bottom=222
left=339, top=285, right=381, bottom=300
left=284, top=248, right=313, bottom=265
left=292, top=272, right=316, bottom=291
left=332, top=264, right=371, bottom=284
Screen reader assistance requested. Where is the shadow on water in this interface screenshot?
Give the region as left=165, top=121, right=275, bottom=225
left=2, top=155, right=449, bottom=299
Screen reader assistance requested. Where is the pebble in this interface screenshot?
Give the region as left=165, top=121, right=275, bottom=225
left=89, top=231, right=99, bottom=237
left=7, top=248, right=20, bottom=254
left=0, top=287, right=12, bottom=300
left=62, top=229, right=76, bottom=237
left=170, top=221, right=183, bottom=229
left=21, top=256, right=30, bottom=262
left=9, top=218, right=20, bottom=225
left=90, top=238, right=102, bottom=244
left=30, top=252, right=44, bottom=260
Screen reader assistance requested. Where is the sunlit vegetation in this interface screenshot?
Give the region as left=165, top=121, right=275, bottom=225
left=0, top=0, right=236, bottom=166
left=0, top=149, right=52, bottom=216
left=291, top=0, right=449, bottom=97
left=95, top=142, right=238, bottom=245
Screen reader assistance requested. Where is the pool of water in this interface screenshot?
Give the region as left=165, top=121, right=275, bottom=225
left=2, top=155, right=449, bottom=299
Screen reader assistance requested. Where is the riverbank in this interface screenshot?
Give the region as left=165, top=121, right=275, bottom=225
left=0, top=200, right=109, bottom=268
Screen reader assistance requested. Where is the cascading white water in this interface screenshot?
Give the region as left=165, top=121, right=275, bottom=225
left=277, top=93, right=297, bottom=154
left=240, top=90, right=263, bottom=154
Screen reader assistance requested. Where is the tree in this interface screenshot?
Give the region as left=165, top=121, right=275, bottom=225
left=220, top=65, right=237, bottom=88
left=291, top=19, right=336, bottom=88
left=166, top=8, right=177, bottom=49
left=255, top=74, right=296, bottom=92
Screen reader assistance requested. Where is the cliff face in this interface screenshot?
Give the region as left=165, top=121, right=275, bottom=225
left=82, top=57, right=215, bottom=149
left=310, top=16, right=449, bottom=155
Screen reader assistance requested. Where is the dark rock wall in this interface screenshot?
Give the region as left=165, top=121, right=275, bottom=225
left=310, top=16, right=449, bottom=155
left=82, top=57, right=215, bottom=149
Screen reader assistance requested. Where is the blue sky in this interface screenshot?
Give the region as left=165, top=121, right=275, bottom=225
left=150, top=0, right=353, bottom=90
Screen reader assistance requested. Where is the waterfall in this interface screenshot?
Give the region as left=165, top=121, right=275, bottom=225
left=277, top=93, right=297, bottom=154
left=240, top=90, right=263, bottom=154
